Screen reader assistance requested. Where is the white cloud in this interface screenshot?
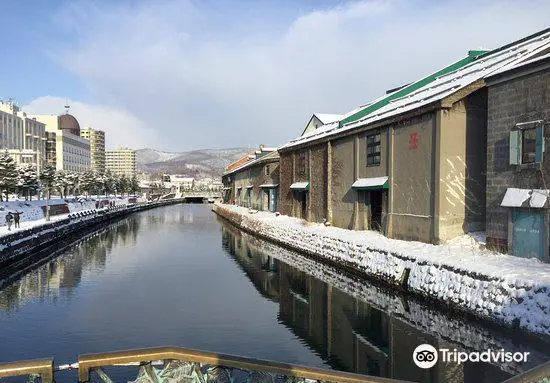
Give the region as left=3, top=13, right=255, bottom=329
left=50, top=0, right=550, bottom=150
left=23, top=96, right=160, bottom=150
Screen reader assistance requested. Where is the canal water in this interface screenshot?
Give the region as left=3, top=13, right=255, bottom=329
left=0, top=204, right=548, bottom=382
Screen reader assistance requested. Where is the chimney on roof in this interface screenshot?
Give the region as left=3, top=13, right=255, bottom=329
left=259, top=144, right=264, bottom=150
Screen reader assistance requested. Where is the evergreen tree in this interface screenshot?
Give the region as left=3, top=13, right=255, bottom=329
left=17, top=164, right=40, bottom=200
left=80, top=171, right=97, bottom=196
left=119, top=174, right=130, bottom=196
left=54, top=170, right=70, bottom=198
left=66, top=172, right=80, bottom=197
left=40, top=164, right=56, bottom=221
left=101, top=170, right=116, bottom=197
left=130, top=176, right=139, bottom=195
left=0, top=151, right=18, bottom=201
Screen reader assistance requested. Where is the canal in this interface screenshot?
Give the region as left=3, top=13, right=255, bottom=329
left=0, top=204, right=548, bottom=382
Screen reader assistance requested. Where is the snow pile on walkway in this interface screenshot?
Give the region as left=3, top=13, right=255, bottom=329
left=214, top=203, right=550, bottom=336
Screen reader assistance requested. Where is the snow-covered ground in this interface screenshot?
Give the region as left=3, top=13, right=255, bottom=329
left=239, top=231, right=548, bottom=375
left=0, top=196, right=140, bottom=237
left=214, top=203, right=550, bottom=337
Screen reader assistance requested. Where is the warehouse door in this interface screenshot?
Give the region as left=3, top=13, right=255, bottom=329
left=512, top=210, right=545, bottom=261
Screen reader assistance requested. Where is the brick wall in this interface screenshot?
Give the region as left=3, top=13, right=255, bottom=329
left=486, top=66, right=550, bottom=249
left=278, top=153, right=294, bottom=216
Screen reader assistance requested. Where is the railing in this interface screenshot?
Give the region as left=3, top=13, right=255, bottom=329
left=502, top=360, right=550, bottom=383
left=0, top=347, right=549, bottom=382
left=77, top=346, right=402, bottom=383
left=0, top=358, right=53, bottom=383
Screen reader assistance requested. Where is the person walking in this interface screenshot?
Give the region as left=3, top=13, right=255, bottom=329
left=13, top=211, right=21, bottom=229
left=5, top=212, right=13, bottom=231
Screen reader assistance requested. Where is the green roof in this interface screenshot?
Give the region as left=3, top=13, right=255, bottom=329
left=339, top=51, right=485, bottom=128
left=339, top=28, right=550, bottom=129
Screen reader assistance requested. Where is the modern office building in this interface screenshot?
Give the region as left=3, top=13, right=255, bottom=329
left=106, top=147, right=136, bottom=177
left=80, top=127, right=106, bottom=173
left=0, top=100, right=24, bottom=151
left=0, top=100, right=46, bottom=169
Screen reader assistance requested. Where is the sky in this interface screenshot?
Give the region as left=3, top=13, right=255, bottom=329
left=1, top=0, right=549, bottom=151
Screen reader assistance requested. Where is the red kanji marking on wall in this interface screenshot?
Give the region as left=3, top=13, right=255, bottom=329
left=409, top=132, right=418, bottom=150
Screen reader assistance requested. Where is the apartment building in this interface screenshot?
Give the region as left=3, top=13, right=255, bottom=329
left=106, top=147, right=136, bottom=177
left=0, top=101, right=46, bottom=169
left=80, top=127, right=106, bottom=173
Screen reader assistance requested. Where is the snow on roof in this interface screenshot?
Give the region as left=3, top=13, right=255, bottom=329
left=501, top=188, right=531, bottom=207
left=282, top=29, right=550, bottom=150
left=488, top=51, right=550, bottom=77
left=259, top=183, right=279, bottom=188
left=500, top=188, right=549, bottom=208
left=530, top=190, right=549, bottom=208
left=351, top=177, right=389, bottom=189
left=290, top=182, right=309, bottom=190
left=223, top=150, right=279, bottom=175
left=314, top=113, right=342, bottom=125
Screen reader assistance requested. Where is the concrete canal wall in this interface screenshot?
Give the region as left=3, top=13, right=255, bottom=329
left=213, top=203, right=550, bottom=338
left=0, top=199, right=184, bottom=270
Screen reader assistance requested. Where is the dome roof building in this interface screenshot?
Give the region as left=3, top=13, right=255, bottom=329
left=58, top=113, right=81, bottom=136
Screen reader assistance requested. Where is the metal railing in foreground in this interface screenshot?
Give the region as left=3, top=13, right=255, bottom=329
left=0, top=358, right=53, bottom=383
left=78, top=346, right=406, bottom=382
left=502, top=359, right=550, bottom=383
left=1, top=347, right=549, bottom=382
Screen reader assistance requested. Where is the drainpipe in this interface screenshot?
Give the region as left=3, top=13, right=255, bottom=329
left=327, top=141, right=333, bottom=223
left=433, top=111, right=442, bottom=243
left=354, top=136, right=360, bottom=230
left=308, top=147, right=312, bottom=221
left=388, top=126, right=395, bottom=237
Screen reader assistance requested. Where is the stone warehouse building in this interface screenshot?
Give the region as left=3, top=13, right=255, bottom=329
left=222, top=147, right=279, bottom=212
left=485, top=51, right=550, bottom=262
left=277, top=29, right=550, bottom=244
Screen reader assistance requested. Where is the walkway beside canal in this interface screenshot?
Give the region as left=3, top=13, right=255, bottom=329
left=0, top=199, right=185, bottom=270
left=213, top=203, right=550, bottom=338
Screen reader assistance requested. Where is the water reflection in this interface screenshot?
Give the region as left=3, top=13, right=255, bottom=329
left=220, top=223, right=550, bottom=383
left=0, top=217, right=140, bottom=313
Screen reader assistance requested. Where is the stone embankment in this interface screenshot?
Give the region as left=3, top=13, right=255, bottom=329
left=213, top=203, right=550, bottom=338
left=0, top=199, right=184, bottom=270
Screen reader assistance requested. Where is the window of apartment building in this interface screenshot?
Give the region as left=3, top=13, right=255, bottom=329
left=510, top=122, right=544, bottom=165
left=367, top=132, right=381, bottom=166
left=265, top=164, right=270, bottom=176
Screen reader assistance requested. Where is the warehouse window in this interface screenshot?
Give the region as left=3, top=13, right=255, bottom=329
left=367, top=132, right=381, bottom=166
left=510, top=122, right=544, bottom=165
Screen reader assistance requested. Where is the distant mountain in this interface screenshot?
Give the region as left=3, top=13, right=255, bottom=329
left=136, top=148, right=250, bottom=179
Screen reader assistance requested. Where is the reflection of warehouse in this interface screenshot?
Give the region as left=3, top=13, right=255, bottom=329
left=221, top=227, right=514, bottom=382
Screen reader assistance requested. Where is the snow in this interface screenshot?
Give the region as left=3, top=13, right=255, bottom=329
left=214, top=203, right=550, bottom=336
left=290, top=182, right=309, bottom=190
left=259, top=184, right=279, bottom=188
left=501, top=188, right=532, bottom=207
left=530, top=189, right=549, bottom=208
left=0, top=196, right=140, bottom=237
left=282, top=30, right=550, bottom=150
left=351, top=177, right=388, bottom=189
left=314, top=113, right=342, bottom=125
left=238, top=229, right=549, bottom=374
left=500, top=188, right=549, bottom=208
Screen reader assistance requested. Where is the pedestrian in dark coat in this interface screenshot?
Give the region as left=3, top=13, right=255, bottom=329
left=5, top=212, right=13, bottom=231
left=13, top=211, right=21, bottom=228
